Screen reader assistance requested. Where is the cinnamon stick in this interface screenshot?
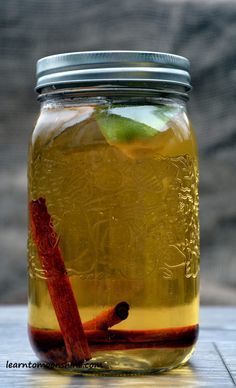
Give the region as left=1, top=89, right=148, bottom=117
left=29, top=197, right=91, bottom=364
left=84, top=326, right=198, bottom=346
left=83, top=302, right=130, bottom=330
left=29, top=324, right=199, bottom=362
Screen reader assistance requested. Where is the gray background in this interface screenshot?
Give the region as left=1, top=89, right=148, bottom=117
left=0, top=0, right=235, bottom=304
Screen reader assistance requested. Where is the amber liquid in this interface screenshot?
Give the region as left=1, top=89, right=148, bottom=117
left=28, top=102, right=199, bottom=374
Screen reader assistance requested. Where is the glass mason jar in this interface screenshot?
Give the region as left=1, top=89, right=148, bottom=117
left=28, top=51, right=199, bottom=375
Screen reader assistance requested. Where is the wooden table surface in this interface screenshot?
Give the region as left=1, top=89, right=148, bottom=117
left=0, top=306, right=235, bottom=387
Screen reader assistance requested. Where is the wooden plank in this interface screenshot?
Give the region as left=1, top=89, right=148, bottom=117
left=215, top=342, right=236, bottom=385
left=0, top=306, right=235, bottom=387
left=200, top=307, right=236, bottom=330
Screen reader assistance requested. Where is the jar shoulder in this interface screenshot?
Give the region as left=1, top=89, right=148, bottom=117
left=30, top=102, right=198, bottom=160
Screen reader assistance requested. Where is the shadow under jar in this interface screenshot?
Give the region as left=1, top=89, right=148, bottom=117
left=28, top=51, right=200, bottom=375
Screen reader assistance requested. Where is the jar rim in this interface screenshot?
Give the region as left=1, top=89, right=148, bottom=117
left=36, top=50, right=191, bottom=93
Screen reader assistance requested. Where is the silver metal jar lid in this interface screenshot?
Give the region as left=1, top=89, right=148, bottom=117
left=36, top=50, right=191, bottom=92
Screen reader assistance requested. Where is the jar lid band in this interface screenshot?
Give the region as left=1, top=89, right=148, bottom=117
left=36, top=51, right=191, bottom=93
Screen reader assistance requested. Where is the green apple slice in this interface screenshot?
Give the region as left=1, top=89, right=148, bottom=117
left=96, top=104, right=181, bottom=158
